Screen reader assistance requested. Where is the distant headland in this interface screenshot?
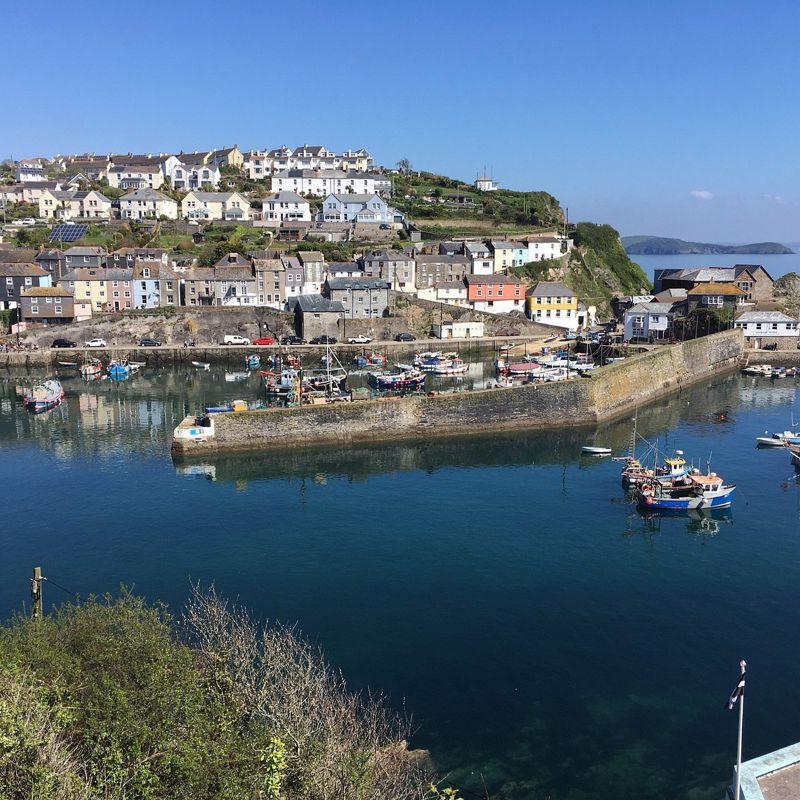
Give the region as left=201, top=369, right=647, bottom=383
left=622, top=236, right=794, bottom=255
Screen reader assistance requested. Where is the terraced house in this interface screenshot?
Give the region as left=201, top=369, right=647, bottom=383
left=20, top=286, right=74, bottom=325
left=465, top=274, right=524, bottom=314
left=60, top=267, right=133, bottom=313
left=526, top=281, right=580, bottom=330
left=181, top=267, right=256, bottom=307
left=38, top=188, right=111, bottom=220
left=132, top=261, right=179, bottom=309
left=181, top=191, right=251, bottom=221
left=120, top=188, right=178, bottom=220
left=0, top=261, right=52, bottom=310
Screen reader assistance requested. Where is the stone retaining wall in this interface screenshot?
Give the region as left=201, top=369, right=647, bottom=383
left=173, top=329, right=744, bottom=455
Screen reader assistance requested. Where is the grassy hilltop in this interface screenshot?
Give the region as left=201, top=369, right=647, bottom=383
left=622, top=235, right=794, bottom=255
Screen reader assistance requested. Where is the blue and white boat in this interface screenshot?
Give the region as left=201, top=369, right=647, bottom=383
left=755, top=430, right=800, bottom=447
left=637, top=471, right=735, bottom=511
left=245, top=354, right=261, bottom=370
left=106, top=360, right=130, bottom=379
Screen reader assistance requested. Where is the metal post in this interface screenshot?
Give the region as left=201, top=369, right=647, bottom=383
left=30, top=566, right=42, bottom=620
left=734, top=659, right=746, bottom=800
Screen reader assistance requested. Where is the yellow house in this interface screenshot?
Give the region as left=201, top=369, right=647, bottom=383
left=487, top=240, right=516, bottom=272
left=526, top=281, right=581, bottom=331
left=60, top=268, right=108, bottom=312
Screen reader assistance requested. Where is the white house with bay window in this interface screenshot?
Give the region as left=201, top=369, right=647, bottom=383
left=261, top=191, right=311, bottom=225
left=734, top=311, right=800, bottom=348
left=623, top=302, right=673, bottom=342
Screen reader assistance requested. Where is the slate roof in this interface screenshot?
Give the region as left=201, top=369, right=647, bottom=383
left=326, top=262, right=363, bottom=273
left=64, top=246, right=106, bottom=257
left=120, top=188, right=172, bottom=202
left=0, top=247, right=37, bottom=263
left=295, top=294, right=344, bottom=313
left=214, top=252, right=252, bottom=268
left=527, top=281, right=576, bottom=297
left=326, top=277, right=389, bottom=291
left=627, top=302, right=674, bottom=314
left=264, top=191, right=306, bottom=203
left=465, top=274, right=522, bottom=285
left=736, top=311, right=797, bottom=323
left=297, top=250, right=325, bottom=262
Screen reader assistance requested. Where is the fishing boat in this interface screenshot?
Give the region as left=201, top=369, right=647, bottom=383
left=245, top=354, right=261, bottom=370
left=368, top=368, right=426, bottom=391
left=354, top=352, right=387, bottom=368
left=106, top=360, right=130, bottom=379
left=22, top=379, right=64, bottom=413
left=432, top=357, right=468, bottom=375
left=128, top=361, right=144, bottom=372
left=261, top=368, right=300, bottom=397
left=581, top=445, right=612, bottom=456
left=637, top=471, right=735, bottom=511
left=79, top=358, right=103, bottom=379
left=306, top=345, right=348, bottom=392
left=191, top=361, right=211, bottom=370
left=620, top=451, right=689, bottom=487
left=57, top=360, right=78, bottom=368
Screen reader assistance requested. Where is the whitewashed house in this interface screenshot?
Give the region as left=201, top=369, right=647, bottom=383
left=623, top=302, right=673, bottom=342
left=734, top=311, right=800, bottom=348
left=15, top=161, right=46, bottom=182
left=320, top=194, right=393, bottom=223
left=120, top=188, right=178, bottom=220
left=169, top=160, right=220, bottom=190
left=181, top=191, right=251, bottom=221
left=417, top=280, right=468, bottom=307
left=465, top=241, right=494, bottom=275
left=524, top=235, right=571, bottom=261
left=108, top=165, right=165, bottom=190
left=272, top=169, right=385, bottom=198
left=261, top=191, right=311, bottom=226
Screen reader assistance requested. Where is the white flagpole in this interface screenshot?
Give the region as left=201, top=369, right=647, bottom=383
left=734, top=659, right=747, bottom=800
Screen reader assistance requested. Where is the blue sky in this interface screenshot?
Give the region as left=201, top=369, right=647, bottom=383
left=5, top=0, right=799, bottom=242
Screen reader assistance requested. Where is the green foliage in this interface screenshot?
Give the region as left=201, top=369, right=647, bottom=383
left=0, top=309, right=11, bottom=334
left=622, top=235, right=793, bottom=255
left=2, top=202, right=39, bottom=221
left=11, top=226, right=50, bottom=248
left=0, top=591, right=427, bottom=800
left=572, top=222, right=650, bottom=296
left=259, top=737, right=286, bottom=800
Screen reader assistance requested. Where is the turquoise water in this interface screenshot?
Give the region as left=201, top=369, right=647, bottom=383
left=2, top=367, right=800, bottom=799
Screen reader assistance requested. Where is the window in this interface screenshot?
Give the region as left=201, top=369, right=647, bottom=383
left=54, top=306, right=62, bottom=314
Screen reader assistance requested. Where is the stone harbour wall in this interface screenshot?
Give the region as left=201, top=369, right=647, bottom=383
left=173, top=329, right=744, bottom=455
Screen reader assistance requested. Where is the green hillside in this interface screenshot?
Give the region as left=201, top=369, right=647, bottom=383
left=622, top=235, right=793, bottom=255
left=514, top=223, right=650, bottom=315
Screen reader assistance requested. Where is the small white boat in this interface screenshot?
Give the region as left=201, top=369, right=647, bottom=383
left=755, top=430, right=800, bottom=447
left=582, top=445, right=612, bottom=456
left=192, top=361, right=211, bottom=370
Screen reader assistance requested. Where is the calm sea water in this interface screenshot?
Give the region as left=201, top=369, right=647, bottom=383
left=632, top=253, right=800, bottom=282
left=2, top=366, right=800, bottom=800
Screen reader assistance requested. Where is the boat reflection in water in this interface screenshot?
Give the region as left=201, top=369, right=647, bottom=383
left=637, top=506, right=733, bottom=536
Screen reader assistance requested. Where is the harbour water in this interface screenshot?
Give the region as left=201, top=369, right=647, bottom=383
left=2, top=366, right=800, bottom=799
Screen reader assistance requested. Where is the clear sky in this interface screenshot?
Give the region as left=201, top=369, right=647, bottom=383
left=5, top=0, right=799, bottom=242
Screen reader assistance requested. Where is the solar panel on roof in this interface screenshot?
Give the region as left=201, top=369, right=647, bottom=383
left=49, top=223, right=88, bottom=243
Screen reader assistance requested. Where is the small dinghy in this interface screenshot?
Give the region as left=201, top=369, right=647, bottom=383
left=192, top=361, right=211, bottom=370
left=23, top=379, right=64, bottom=413
left=581, top=445, right=612, bottom=456
left=756, top=430, right=800, bottom=447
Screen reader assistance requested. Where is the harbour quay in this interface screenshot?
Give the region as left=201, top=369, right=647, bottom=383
left=172, top=329, right=744, bottom=456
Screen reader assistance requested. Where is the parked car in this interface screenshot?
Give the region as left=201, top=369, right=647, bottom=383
left=20, top=217, right=36, bottom=226
left=84, top=338, right=107, bottom=348
left=395, top=332, right=416, bottom=342
left=310, top=335, right=337, bottom=345
left=139, top=337, right=161, bottom=347
left=51, top=338, right=77, bottom=348
left=252, top=336, right=276, bottom=346
left=347, top=335, right=372, bottom=344
left=280, top=334, right=305, bottom=345
left=222, top=334, right=250, bottom=346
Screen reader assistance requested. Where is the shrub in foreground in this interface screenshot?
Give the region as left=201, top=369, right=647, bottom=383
left=0, top=589, right=431, bottom=800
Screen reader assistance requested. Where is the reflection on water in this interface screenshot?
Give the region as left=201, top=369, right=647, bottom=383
left=3, top=367, right=800, bottom=800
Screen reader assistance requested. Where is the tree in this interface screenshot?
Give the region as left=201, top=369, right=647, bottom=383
left=396, top=158, right=412, bottom=175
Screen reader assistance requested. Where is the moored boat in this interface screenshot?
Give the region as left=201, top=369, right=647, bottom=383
left=22, top=379, right=64, bottom=413
left=192, top=361, right=211, bottom=370
left=756, top=430, right=800, bottom=447
left=106, top=360, right=130, bottom=379
left=368, top=368, right=426, bottom=391
left=637, top=471, right=735, bottom=511
left=245, top=354, right=261, bottom=370
left=432, top=357, right=468, bottom=375
left=80, top=358, right=103, bottom=379
left=581, top=445, right=612, bottom=456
